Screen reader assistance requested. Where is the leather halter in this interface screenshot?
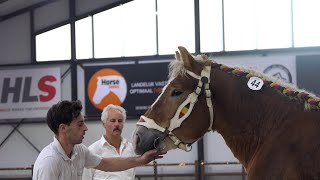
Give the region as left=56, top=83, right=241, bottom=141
left=137, top=65, right=214, bottom=151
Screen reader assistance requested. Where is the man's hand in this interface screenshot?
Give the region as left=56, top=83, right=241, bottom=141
left=138, top=149, right=167, bottom=165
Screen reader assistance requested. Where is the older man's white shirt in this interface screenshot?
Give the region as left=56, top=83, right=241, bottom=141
left=33, top=137, right=102, bottom=180
left=82, top=136, right=136, bottom=180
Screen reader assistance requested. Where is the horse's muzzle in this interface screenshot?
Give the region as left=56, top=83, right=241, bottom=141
left=133, top=126, right=167, bottom=155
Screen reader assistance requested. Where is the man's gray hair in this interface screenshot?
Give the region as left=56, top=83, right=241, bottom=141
left=101, top=104, right=126, bottom=123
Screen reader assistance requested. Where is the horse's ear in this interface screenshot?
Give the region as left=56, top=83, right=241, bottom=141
left=178, top=46, right=194, bottom=70
left=175, top=51, right=181, bottom=61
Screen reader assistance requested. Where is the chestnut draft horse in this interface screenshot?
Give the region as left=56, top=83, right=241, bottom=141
left=133, top=46, right=320, bottom=179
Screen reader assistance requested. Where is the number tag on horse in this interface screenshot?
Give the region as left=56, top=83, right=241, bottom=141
left=247, top=77, right=264, bottom=90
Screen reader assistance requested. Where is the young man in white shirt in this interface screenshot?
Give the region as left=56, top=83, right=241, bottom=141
left=83, top=104, right=136, bottom=180
left=33, top=100, right=165, bottom=180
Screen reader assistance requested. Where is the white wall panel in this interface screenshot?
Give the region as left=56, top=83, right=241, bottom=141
left=0, top=13, right=30, bottom=65
left=34, top=0, right=69, bottom=31
left=0, top=125, right=13, bottom=145
left=204, top=132, right=242, bottom=173
left=18, top=123, right=54, bottom=151
left=0, top=131, right=39, bottom=177
left=76, top=0, right=119, bottom=16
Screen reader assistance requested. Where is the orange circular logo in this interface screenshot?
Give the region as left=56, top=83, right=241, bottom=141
left=87, top=69, right=127, bottom=110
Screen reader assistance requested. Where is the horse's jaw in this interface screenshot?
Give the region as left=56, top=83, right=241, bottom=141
left=133, top=126, right=177, bottom=155
left=160, top=137, right=179, bottom=152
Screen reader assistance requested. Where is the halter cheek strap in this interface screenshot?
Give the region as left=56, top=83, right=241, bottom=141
left=137, top=65, right=214, bottom=152
left=187, top=65, right=214, bottom=131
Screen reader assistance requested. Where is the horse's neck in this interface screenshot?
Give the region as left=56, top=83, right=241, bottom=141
left=210, top=65, right=296, bottom=169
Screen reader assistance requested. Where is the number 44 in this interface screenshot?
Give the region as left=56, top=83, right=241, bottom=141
left=251, top=80, right=260, bottom=88
left=247, top=77, right=264, bottom=91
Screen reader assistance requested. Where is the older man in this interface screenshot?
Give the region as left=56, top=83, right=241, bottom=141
left=83, top=104, right=136, bottom=180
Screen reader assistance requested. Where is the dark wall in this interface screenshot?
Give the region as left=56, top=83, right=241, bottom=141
left=296, top=55, right=320, bottom=96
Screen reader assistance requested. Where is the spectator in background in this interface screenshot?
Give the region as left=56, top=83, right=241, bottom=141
left=82, top=104, right=136, bottom=180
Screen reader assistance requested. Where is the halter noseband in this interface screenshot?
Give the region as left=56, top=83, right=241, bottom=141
left=137, top=65, right=214, bottom=152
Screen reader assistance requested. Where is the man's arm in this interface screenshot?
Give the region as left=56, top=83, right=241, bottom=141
left=95, top=149, right=165, bottom=172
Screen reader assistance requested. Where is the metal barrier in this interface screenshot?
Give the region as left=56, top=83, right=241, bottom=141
left=135, top=161, right=200, bottom=180
left=201, top=162, right=247, bottom=180
left=135, top=161, right=247, bottom=180
left=0, top=167, right=33, bottom=180
left=0, top=168, right=32, bottom=171
left=0, top=162, right=247, bottom=180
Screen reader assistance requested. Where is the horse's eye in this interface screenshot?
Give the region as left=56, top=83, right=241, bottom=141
left=171, top=89, right=183, bottom=97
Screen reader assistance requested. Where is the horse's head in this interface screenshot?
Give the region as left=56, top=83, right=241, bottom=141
left=133, top=46, right=214, bottom=155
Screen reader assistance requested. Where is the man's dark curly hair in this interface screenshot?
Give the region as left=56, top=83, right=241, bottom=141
left=47, top=100, right=83, bottom=134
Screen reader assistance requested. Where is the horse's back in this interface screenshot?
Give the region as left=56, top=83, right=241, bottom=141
left=248, top=112, right=320, bottom=180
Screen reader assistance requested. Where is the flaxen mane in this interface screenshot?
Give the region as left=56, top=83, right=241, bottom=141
left=169, top=54, right=210, bottom=79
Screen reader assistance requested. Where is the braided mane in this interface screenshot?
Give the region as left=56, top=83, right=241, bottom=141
left=169, top=53, right=320, bottom=110
left=214, top=63, right=320, bottom=111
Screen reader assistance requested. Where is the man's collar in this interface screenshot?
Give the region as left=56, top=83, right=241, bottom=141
left=100, top=135, right=128, bottom=147
left=53, top=136, right=78, bottom=161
